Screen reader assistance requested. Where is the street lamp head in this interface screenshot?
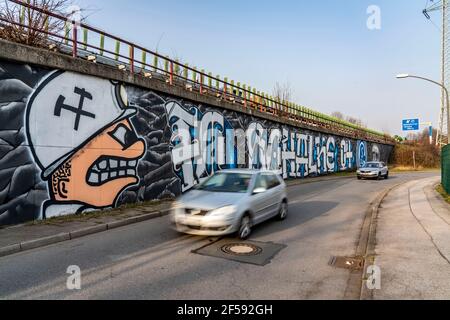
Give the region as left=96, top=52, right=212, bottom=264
left=396, top=74, right=410, bottom=79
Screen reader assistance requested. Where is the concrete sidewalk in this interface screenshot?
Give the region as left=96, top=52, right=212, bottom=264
left=373, top=176, right=450, bottom=300
left=0, top=201, right=172, bottom=258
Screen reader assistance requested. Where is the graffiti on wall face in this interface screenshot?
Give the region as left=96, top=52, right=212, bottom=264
left=0, top=62, right=178, bottom=226
left=164, top=101, right=367, bottom=191
left=165, top=101, right=228, bottom=191
left=372, top=144, right=381, bottom=162
left=25, top=71, right=146, bottom=218
left=0, top=60, right=393, bottom=226
left=357, top=141, right=368, bottom=168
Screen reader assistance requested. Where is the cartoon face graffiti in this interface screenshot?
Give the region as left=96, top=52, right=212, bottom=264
left=25, top=71, right=146, bottom=219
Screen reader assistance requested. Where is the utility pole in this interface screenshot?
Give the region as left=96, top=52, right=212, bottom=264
left=440, top=0, right=447, bottom=147
left=424, top=0, right=449, bottom=147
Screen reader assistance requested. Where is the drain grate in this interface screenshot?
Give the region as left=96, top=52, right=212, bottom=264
left=329, top=256, right=365, bottom=270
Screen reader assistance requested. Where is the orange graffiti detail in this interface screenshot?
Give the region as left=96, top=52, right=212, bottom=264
left=51, top=119, right=145, bottom=208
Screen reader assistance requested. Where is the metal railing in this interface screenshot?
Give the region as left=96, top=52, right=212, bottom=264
left=0, top=0, right=394, bottom=144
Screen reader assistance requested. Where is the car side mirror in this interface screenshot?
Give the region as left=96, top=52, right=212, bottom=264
left=253, top=187, right=267, bottom=195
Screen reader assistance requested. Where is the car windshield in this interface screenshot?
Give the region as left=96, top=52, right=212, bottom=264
left=197, top=173, right=252, bottom=193
left=365, top=163, right=380, bottom=168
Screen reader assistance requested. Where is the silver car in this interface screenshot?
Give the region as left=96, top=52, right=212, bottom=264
left=171, top=170, right=288, bottom=239
left=357, top=162, right=389, bottom=180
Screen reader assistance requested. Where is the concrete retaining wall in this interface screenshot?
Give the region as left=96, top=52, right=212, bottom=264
left=0, top=42, right=393, bottom=226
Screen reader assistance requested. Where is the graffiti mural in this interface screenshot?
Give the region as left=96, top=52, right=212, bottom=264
left=0, top=62, right=177, bottom=225
left=357, top=141, right=368, bottom=168
left=0, top=59, right=393, bottom=226
left=163, top=101, right=371, bottom=190
left=372, top=144, right=381, bottom=162
left=26, top=71, right=147, bottom=218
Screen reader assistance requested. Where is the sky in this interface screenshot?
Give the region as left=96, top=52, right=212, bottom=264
left=75, top=0, right=443, bottom=136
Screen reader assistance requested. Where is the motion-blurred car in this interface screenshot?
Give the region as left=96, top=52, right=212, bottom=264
left=357, top=162, right=389, bottom=180
left=171, top=170, right=288, bottom=239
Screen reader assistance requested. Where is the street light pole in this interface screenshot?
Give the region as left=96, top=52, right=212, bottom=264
left=396, top=74, right=450, bottom=145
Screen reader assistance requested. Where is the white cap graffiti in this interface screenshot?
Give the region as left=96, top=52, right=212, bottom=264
left=26, top=71, right=136, bottom=179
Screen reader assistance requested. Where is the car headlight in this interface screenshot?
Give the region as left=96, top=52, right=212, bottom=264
left=208, top=206, right=237, bottom=217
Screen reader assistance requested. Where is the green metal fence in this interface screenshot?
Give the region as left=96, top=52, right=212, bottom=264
left=442, top=145, right=450, bottom=194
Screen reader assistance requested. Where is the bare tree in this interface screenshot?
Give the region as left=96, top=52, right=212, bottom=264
left=406, top=132, right=418, bottom=142
left=0, top=0, right=75, bottom=47
left=346, top=116, right=364, bottom=127
left=273, top=81, right=293, bottom=102
left=331, top=111, right=344, bottom=120
left=331, top=111, right=367, bottom=128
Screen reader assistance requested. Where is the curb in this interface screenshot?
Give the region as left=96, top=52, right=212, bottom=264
left=21, top=233, right=71, bottom=251
left=358, top=182, right=406, bottom=300
left=343, top=181, right=406, bottom=300
left=286, top=174, right=355, bottom=187
left=0, top=209, right=171, bottom=259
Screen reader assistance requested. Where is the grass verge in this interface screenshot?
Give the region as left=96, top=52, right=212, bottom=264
left=391, top=166, right=440, bottom=173
left=24, top=198, right=175, bottom=227
left=436, top=184, right=450, bottom=205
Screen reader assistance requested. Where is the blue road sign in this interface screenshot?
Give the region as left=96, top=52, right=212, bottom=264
left=402, top=119, right=420, bottom=131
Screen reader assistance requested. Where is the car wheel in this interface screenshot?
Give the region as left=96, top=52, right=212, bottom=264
left=278, top=201, right=288, bottom=220
left=357, top=176, right=362, bottom=180
left=385, top=172, right=389, bottom=180
left=238, top=215, right=252, bottom=240
left=378, top=173, right=382, bottom=180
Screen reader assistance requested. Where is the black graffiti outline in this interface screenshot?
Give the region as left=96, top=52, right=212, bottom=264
left=108, top=123, right=140, bottom=151
left=54, top=87, right=95, bottom=131
left=51, top=161, right=72, bottom=199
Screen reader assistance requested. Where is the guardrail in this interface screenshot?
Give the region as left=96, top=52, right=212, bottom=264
left=0, top=0, right=394, bottom=144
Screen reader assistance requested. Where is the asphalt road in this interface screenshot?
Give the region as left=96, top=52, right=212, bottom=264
left=0, top=172, right=438, bottom=300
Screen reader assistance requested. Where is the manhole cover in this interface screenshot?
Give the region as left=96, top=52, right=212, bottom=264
left=193, top=239, right=286, bottom=266
left=329, top=256, right=365, bottom=270
left=221, top=243, right=263, bottom=256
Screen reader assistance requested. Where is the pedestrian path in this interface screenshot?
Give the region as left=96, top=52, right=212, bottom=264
left=374, top=176, right=450, bottom=300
